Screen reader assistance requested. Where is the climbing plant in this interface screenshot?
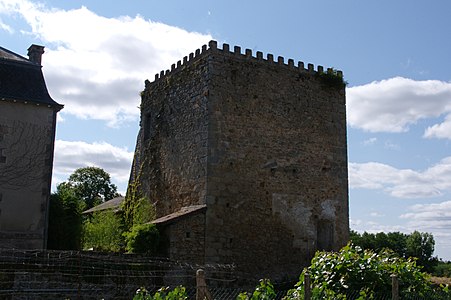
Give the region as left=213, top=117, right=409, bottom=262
left=316, top=68, right=347, bottom=89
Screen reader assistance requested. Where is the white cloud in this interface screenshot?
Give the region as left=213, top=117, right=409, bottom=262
left=349, top=162, right=402, bottom=190
left=383, top=140, right=400, bottom=151
left=0, top=0, right=212, bottom=126
left=0, top=18, right=12, bottom=32
left=351, top=221, right=406, bottom=235
left=347, top=77, right=451, bottom=133
left=349, top=157, right=451, bottom=198
left=400, top=200, right=451, bottom=260
left=53, top=140, right=134, bottom=185
left=351, top=213, right=451, bottom=260
left=369, top=211, right=385, bottom=217
left=424, top=114, right=451, bottom=139
left=362, top=137, right=377, bottom=146
left=400, top=201, right=451, bottom=228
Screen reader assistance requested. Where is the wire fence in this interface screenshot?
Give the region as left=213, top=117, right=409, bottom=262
left=0, top=248, right=242, bottom=299
left=1, top=249, right=449, bottom=299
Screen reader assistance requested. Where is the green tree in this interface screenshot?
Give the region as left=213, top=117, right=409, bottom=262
left=351, top=230, right=409, bottom=256
left=82, top=210, right=125, bottom=252
left=349, top=230, right=376, bottom=250
left=47, top=184, right=83, bottom=250
left=386, top=231, right=408, bottom=257
left=406, top=231, right=436, bottom=272
left=284, top=243, right=448, bottom=300
left=124, top=223, right=159, bottom=254
left=433, top=261, right=451, bottom=277
left=48, top=167, right=119, bottom=250
left=65, top=166, right=119, bottom=209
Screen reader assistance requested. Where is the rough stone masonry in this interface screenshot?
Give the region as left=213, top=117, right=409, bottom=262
left=129, top=40, right=349, bottom=282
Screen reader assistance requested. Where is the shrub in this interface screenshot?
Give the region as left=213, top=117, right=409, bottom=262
left=237, top=279, right=276, bottom=300
left=47, top=191, right=83, bottom=250
left=284, top=243, right=444, bottom=299
left=124, top=223, right=159, bottom=254
left=82, top=210, right=125, bottom=252
left=133, top=286, right=187, bottom=300
left=433, top=261, right=451, bottom=278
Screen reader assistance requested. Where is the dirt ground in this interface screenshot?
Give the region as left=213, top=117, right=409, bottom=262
left=431, top=276, right=451, bottom=286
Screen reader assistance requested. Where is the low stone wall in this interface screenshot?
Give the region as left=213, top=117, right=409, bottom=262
left=0, top=249, right=236, bottom=299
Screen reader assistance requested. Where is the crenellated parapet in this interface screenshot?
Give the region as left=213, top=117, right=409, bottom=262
left=147, top=40, right=343, bottom=87
left=134, top=37, right=348, bottom=281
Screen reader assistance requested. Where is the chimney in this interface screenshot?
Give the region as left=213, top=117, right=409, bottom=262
left=27, top=44, right=45, bottom=65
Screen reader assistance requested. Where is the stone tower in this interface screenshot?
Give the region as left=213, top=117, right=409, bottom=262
left=130, top=40, right=349, bottom=281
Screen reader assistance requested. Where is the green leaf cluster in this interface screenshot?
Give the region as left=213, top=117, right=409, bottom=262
left=433, top=261, right=451, bottom=277
left=350, top=230, right=437, bottom=272
left=122, top=163, right=155, bottom=230
left=47, top=185, right=83, bottom=250
left=124, top=223, right=159, bottom=254
left=66, top=166, right=119, bottom=209
left=284, top=243, right=440, bottom=299
left=49, top=166, right=160, bottom=253
left=237, top=279, right=276, bottom=300
left=82, top=210, right=125, bottom=252
left=316, top=68, right=347, bottom=89
left=133, top=286, right=187, bottom=300
left=120, top=166, right=159, bottom=254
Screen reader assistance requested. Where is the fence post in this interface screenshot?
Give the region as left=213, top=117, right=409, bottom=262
left=391, top=274, right=399, bottom=300
left=196, top=269, right=212, bottom=300
left=304, top=272, right=311, bottom=300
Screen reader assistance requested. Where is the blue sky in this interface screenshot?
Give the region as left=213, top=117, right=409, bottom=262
left=1, top=0, right=451, bottom=260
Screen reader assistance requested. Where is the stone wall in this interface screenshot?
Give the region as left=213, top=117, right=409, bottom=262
left=158, top=212, right=206, bottom=265
left=137, top=55, right=210, bottom=217
left=133, top=40, right=349, bottom=282
left=0, top=101, right=57, bottom=249
left=204, top=44, right=348, bottom=280
left=0, top=249, right=233, bottom=299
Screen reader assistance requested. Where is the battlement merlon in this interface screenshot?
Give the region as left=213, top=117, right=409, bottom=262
left=145, top=40, right=343, bottom=88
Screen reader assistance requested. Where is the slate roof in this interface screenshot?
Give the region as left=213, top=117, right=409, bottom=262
left=82, top=196, right=125, bottom=214
left=0, top=46, right=63, bottom=110
left=151, top=204, right=207, bottom=225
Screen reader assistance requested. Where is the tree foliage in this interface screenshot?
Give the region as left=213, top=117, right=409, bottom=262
left=133, top=286, right=187, bottom=300
left=47, top=184, right=83, bottom=250
left=406, top=231, right=435, bottom=268
left=124, top=223, right=159, bottom=254
left=121, top=166, right=154, bottom=230
left=65, top=166, right=119, bottom=209
left=237, top=279, right=276, bottom=300
left=350, top=230, right=436, bottom=272
left=434, top=261, right=451, bottom=278
left=82, top=210, right=125, bottom=252
left=48, top=166, right=160, bottom=254
left=236, top=244, right=450, bottom=299
left=284, top=243, right=448, bottom=300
